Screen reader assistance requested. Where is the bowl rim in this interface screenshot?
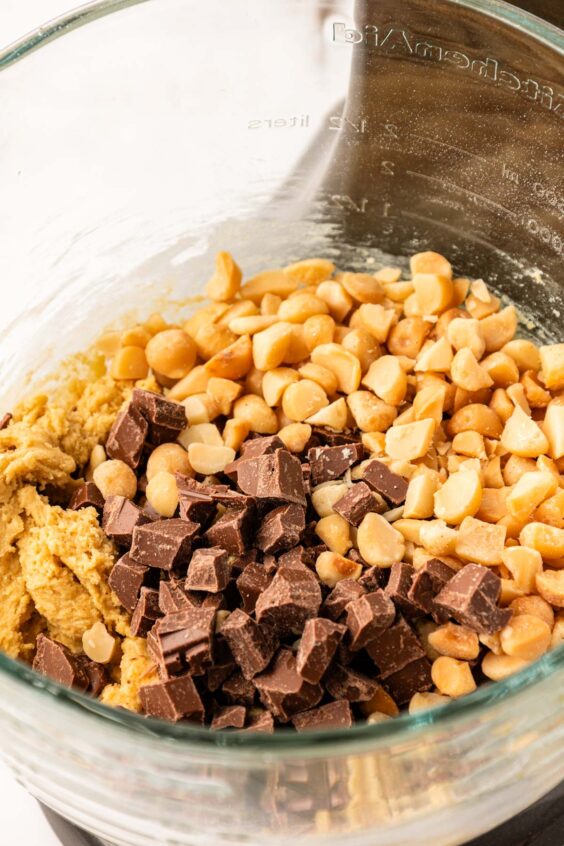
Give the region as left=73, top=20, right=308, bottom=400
left=0, top=0, right=563, bottom=751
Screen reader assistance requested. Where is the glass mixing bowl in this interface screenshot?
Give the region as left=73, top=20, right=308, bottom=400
left=0, top=1, right=563, bottom=844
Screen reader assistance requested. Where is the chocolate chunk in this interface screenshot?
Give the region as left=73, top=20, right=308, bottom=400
left=103, top=496, right=151, bottom=547
left=244, top=710, right=275, bottom=733
left=255, top=504, right=306, bottom=554
left=222, top=671, right=256, bottom=705
left=185, top=548, right=230, bottom=593
left=140, top=674, right=204, bottom=722
left=292, top=700, right=353, bottom=732
left=240, top=435, right=285, bottom=459
left=255, top=564, right=322, bottom=637
left=254, top=649, right=323, bottom=721
left=434, top=563, right=511, bottom=634
left=333, top=481, right=382, bottom=526
left=109, top=553, right=149, bottom=612
left=131, top=388, right=187, bottom=445
left=33, top=635, right=89, bottom=691
left=203, top=505, right=253, bottom=554
left=228, top=549, right=259, bottom=575
left=345, top=590, right=396, bottom=650
left=324, top=665, right=380, bottom=702
left=278, top=546, right=315, bottom=570
left=381, top=657, right=433, bottom=705
left=105, top=403, right=149, bottom=469
left=156, top=607, right=215, bottom=675
left=311, top=428, right=360, bottom=447
left=296, top=618, right=346, bottom=683
left=201, top=592, right=227, bottom=611
left=176, top=476, right=217, bottom=525
left=408, top=558, right=457, bottom=621
left=366, top=616, right=426, bottom=675
left=308, top=443, right=364, bottom=485
left=363, top=460, right=408, bottom=505
left=221, top=610, right=278, bottom=679
left=77, top=656, right=108, bottom=697
left=0, top=412, right=12, bottom=431
left=236, top=561, right=276, bottom=613
left=69, top=482, right=105, bottom=513
left=130, top=587, right=161, bottom=637
left=131, top=518, right=197, bottom=570
left=211, top=705, right=246, bottom=730
left=207, top=656, right=237, bottom=692
left=322, top=580, right=365, bottom=621
left=385, top=562, right=420, bottom=616
left=357, top=564, right=387, bottom=592
left=158, top=578, right=196, bottom=614
left=236, top=450, right=306, bottom=506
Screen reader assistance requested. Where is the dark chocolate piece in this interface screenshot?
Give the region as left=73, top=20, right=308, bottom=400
left=130, top=587, right=161, bottom=637
left=357, top=564, right=387, bottom=592
left=254, top=649, right=323, bottom=721
left=206, top=654, right=237, bottom=692
left=381, top=657, right=433, bottom=705
left=222, top=671, right=256, bottom=705
left=324, top=665, right=380, bottom=702
left=366, top=616, right=426, bottom=675
left=311, top=428, right=360, bottom=446
left=434, top=563, right=511, bottom=634
left=176, top=476, right=217, bottom=526
left=102, top=496, right=151, bottom=547
left=362, top=460, right=408, bottom=505
left=204, top=506, right=254, bottom=554
left=158, top=578, right=196, bottom=614
left=408, top=558, right=457, bottom=621
left=77, top=656, right=108, bottom=697
left=244, top=710, right=275, bottom=733
left=185, top=548, right=230, bottom=593
left=236, top=450, right=306, bottom=506
left=130, top=518, right=197, bottom=570
left=105, top=403, right=149, bottom=469
left=131, top=388, right=187, bottom=445
left=32, top=635, right=89, bottom=691
left=345, top=590, right=396, bottom=650
left=385, top=562, right=420, bottom=616
left=211, top=705, right=246, bottom=730
left=292, top=700, right=353, bottom=732
left=278, top=546, right=315, bottom=570
left=296, top=618, right=346, bottom=684
left=322, top=580, right=365, bottom=621
left=155, top=607, right=215, bottom=675
left=109, top=553, right=149, bottom=612
left=255, top=563, right=322, bottom=637
left=240, top=435, right=285, bottom=459
left=333, top=481, right=383, bottom=527
left=221, top=610, right=278, bottom=679
left=0, top=412, right=12, bottom=430
left=139, top=673, right=204, bottom=722
left=236, top=561, right=276, bottom=614
left=307, top=443, right=364, bottom=486
left=255, top=504, right=306, bottom=554
left=69, top=482, right=105, bottom=513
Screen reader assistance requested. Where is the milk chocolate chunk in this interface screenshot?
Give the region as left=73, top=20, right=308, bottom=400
left=211, top=705, right=246, bottom=730
left=102, top=496, right=151, bottom=547
left=207, top=655, right=237, bottom=692
left=156, top=607, right=215, bottom=675
left=381, top=657, right=433, bottom=705
left=236, top=561, right=276, bottom=613
left=236, top=450, right=306, bottom=506
left=434, top=563, right=511, bottom=634
left=131, top=388, right=187, bottom=445
left=105, top=403, right=149, bottom=469
left=69, top=482, right=105, bottom=513
left=131, top=518, right=197, bottom=570
left=357, top=564, right=387, bottom=593
left=185, top=548, right=230, bottom=593
left=345, top=590, right=396, bottom=651
left=296, top=618, right=346, bottom=684
left=33, top=635, right=89, bottom=691
left=130, top=587, right=161, bottom=637
left=240, top=435, right=284, bottom=459
left=311, top=428, right=360, bottom=447
left=292, top=700, right=353, bottom=732
left=140, top=673, right=204, bottom=722
left=0, top=412, right=12, bottom=430
left=109, top=553, right=149, bottom=612
left=254, top=650, right=323, bottom=721
left=408, top=558, right=457, bottom=621
left=221, top=610, right=278, bottom=679
left=324, top=665, right=380, bottom=702
left=278, top=546, right=315, bottom=570
left=385, top=562, right=420, bottom=616
left=244, top=710, right=275, bottom=733
left=322, top=580, right=365, bottom=621
left=176, top=476, right=217, bottom=525
left=333, top=482, right=382, bottom=527
left=204, top=505, right=253, bottom=554
left=77, top=656, right=108, bottom=697
left=366, top=616, right=426, bottom=675
left=223, top=671, right=256, bottom=705
left=363, top=459, right=409, bottom=506
left=255, top=563, right=322, bottom=637
left=307, top=443, right=364, bottom=485
left=255, top=504, right=306, bottom=554
left=158, top=578, right=196, bottom=614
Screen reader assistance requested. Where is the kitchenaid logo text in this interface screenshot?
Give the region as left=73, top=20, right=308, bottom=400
left=332, top=23, right=563, bottom=119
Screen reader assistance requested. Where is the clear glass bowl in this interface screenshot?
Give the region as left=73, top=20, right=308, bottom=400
left=0, top=1, right=563, bottom=844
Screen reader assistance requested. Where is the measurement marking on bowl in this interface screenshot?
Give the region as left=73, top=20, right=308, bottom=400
left=411, top=133, right=488, bottom=164
left=406, top=170, right=518, bottom=218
